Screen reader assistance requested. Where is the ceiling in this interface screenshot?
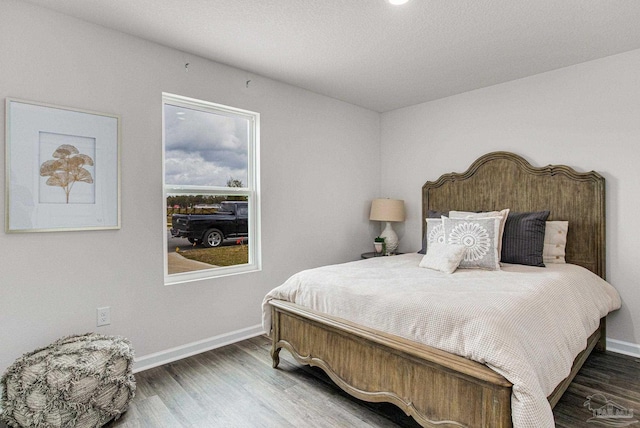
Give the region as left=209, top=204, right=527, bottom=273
left=22, top=0, right=640, bottom=112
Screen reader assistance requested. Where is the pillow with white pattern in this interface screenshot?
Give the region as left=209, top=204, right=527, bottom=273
left=442, top=216, right=501, bottom=270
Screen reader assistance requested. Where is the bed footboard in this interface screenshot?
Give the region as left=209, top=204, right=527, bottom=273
left=270, top=300, right=514, bottom=428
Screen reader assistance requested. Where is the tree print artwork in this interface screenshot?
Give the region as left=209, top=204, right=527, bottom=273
left=39, top=144, right=94, bottom=203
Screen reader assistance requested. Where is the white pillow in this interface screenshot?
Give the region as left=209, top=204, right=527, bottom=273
left=419, top=242, right=467, bottom=274
left=543, top=221, right=568, bottom=264
left=449, top=209, right=510, bottom=261
left=443, top=216, right=501, bottom=270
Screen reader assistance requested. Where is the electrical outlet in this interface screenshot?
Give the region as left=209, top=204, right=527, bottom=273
left=97, top=307, right=111, bottom=327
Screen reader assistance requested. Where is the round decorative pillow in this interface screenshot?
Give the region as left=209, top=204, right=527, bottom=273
left=1, top=333, right=136, bottom=428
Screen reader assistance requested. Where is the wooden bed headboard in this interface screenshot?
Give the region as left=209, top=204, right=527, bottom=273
left=422, top=151, right=606, bottom=279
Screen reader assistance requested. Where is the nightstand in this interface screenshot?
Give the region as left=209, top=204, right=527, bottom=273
left=361, top=252, right=403, bottom=259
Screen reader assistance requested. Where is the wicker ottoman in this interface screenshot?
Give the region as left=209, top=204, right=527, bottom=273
left=1, top=334, right=136, bottom=428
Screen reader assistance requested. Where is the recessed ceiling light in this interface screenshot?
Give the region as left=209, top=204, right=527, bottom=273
left=388, top=0, right=409, bottom=5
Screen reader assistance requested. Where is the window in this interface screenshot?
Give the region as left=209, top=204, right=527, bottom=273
left=163, top=93, right=260, bottom=284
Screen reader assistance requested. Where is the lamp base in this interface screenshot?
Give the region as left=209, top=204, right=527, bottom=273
left=379, top=222, right=399, bottom=254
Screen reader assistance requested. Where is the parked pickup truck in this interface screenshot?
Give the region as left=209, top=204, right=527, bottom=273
left=171, top=201, right=248, bottom=247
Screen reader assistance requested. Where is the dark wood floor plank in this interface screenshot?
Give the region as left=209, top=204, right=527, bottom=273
left=553, top=351, right=640, bottom=427
left=2, top=336, right=638, bottom=427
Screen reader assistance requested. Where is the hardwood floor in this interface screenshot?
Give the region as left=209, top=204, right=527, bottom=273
left=2, top=335, right=639, bottom=427
left=553, top=348, right=640, bottom=427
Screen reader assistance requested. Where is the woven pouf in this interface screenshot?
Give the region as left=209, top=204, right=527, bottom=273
left=1, top=333, right=136, bottom=428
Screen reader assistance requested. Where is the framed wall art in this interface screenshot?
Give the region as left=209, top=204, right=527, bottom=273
left=5, top=98, right=120, bottom=232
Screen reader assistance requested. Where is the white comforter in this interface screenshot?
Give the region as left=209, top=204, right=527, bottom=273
left=262, top=253, right=621, bottom=428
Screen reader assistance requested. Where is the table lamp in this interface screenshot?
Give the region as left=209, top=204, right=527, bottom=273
left=369, top=198, right=405, bottom=254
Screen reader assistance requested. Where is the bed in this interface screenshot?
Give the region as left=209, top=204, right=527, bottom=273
left=262, top=151, right=620, bottom=427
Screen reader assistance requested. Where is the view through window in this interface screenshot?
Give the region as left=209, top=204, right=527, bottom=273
left=163, top=93, right=260, bottom=284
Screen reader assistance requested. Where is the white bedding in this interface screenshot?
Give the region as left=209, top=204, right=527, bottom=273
left=262, top=253, right=621, bottom=428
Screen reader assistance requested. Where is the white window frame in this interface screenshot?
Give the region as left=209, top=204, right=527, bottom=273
left=162, top=93, right=261, bottom=285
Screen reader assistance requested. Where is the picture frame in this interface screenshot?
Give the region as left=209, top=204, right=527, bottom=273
left=5, top=98, right=121, bottom=232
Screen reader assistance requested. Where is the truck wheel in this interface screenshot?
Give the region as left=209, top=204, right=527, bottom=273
left=203, top=229, right=224, bottom=248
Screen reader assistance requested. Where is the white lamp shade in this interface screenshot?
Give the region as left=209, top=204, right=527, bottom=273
left=369, top=198, right=405, bottom=222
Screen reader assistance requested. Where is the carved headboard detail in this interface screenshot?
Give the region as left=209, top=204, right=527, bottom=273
left=422, top=151, right=605, bottom=278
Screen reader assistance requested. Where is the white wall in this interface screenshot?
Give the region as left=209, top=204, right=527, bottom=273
left=0, top=1, right=380, bottom=373
left=381, top=49, right=640, bottom=350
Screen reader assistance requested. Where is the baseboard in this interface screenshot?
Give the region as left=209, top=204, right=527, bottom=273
left=132, top=324, right=264, bottom=373
left=606, top=338, right=640, bottom=358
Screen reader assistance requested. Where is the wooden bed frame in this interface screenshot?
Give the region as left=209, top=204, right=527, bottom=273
left=269, top=151, right=607, bottom=427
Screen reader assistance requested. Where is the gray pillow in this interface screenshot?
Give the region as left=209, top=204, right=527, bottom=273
left=501, top=211, right=550, bottom=267
left=443, top=216, right=501, bottom=270
left=418, top=210, right=449, bottom=254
